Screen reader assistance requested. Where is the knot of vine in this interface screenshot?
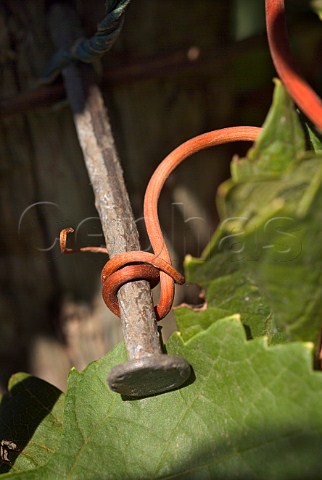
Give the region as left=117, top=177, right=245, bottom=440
left=100, top=252, right=184, bottom=320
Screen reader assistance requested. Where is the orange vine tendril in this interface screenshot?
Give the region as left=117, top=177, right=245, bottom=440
left=266, top=0, right=322, bottom=131
left=103, top=126, right=260, bottom=319
left=60, top=227, right=108, bottom=254
left=60, top=127, right=261, bottom=319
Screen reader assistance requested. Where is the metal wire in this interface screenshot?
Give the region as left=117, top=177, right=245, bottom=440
left=43, top=0, right=131, bottom=82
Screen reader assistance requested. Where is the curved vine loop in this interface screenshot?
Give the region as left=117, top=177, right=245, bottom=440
left=265, top=0, right=322, bottom=131
left=60, top=127, right=260, bottom=320
left=100, top=127, right=261, bottom=320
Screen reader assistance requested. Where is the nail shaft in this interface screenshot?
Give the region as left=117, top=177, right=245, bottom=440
left=48, top=3, right=190, bottom=396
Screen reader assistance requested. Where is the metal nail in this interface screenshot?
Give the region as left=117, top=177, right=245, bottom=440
left=107, top=282, right=191, bottom=398
left=48, top=4, right=191, bottom=399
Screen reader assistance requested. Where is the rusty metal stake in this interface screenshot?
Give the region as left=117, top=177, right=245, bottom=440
left=48, top=3, right=190, bottom=397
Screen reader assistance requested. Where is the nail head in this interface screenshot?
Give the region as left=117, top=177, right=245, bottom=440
left=108, top=354, right=191, bottom=397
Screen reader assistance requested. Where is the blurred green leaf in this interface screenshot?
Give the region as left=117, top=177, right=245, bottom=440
left=303, top=119, right=322, bottom=153
left=187, top=81, right=322, bottom=348
left=311, top=0, right=322, bottom=19
left=231, top=79, right=306, bottom=181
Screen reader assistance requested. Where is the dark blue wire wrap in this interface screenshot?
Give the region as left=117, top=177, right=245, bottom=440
left=43, top=0, right=131, bottom=82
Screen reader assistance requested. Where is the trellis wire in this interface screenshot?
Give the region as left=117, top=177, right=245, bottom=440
left=43, top=0, right=131, bottom=82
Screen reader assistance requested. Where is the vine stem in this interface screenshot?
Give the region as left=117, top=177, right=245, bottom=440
left=143, top=126, right=261, bottom=318
left=265, top=0, right=322, bottom=131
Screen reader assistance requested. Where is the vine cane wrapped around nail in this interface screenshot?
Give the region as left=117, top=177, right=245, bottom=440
left=60, top=128, right=260, bottom=319
left=60, top=127, right=260, bottom=320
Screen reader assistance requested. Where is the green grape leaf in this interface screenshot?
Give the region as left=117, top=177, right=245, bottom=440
left=0, top=373, right=64, bottom=476
left=311, top=0, right=322, bottom=19
left=231, top=79, right=306, bottom=181
left=186, top=81, right=322, bottom=348
left=2, top=319, right=322, bottom=479
left=303, top=119, right=322, bottom=153
left=175, top=306, right=240, bottom=343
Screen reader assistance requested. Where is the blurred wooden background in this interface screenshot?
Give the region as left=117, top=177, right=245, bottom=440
left=0, top=0, right=320, bottom=390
